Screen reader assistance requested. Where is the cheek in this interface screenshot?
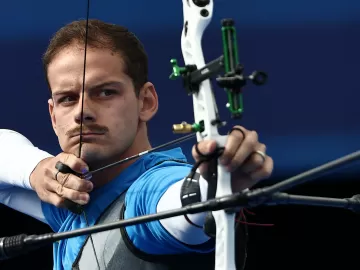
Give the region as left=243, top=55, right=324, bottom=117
left=54, top=111, right=72, bottom=136
left=108, top=102, right=138, bottom=131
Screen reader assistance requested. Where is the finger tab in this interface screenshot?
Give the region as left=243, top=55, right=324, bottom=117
left=56, top=161, right=75, bottom=174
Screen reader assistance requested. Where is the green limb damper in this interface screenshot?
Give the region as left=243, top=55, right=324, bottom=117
left=220, top=18, right=243, bottom=118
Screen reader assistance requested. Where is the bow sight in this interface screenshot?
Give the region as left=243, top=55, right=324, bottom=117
left=170, top=18, right=267, bottom=126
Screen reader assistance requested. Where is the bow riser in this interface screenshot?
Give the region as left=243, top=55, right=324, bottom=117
left=181, top=1, right=235, bottom=269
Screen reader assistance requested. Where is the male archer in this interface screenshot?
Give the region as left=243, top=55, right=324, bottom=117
left=0, top=19, right=273, bottom=269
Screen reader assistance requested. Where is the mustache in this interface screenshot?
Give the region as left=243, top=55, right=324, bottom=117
left=66, top=125, right=109, bottom=137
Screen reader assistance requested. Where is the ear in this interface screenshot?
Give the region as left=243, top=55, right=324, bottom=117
left=137, top=82, right=158, bottom=122
left=48, top=98, right=58, bottom=136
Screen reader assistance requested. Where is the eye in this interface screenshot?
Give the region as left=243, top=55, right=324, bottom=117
left=58, top=95, right=77, bottom=104
left=99, top=89, right=116, bottom=97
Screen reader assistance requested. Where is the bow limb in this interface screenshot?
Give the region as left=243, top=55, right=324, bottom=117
left=178, top=1, right=236, bottom=269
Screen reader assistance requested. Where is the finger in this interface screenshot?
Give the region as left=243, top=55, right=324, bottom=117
left=58, top=152, right=89, bottom=174
left=47, top=167, right=93, bottom=193
left=220, top=126, right=247, bottom=166
left=191, top=140, right=217, bottom=161
left=241, top=143, right=267, bottom=174
left=42, top=191, right=85, bottom=209
left=45, top=177, right=90, bottom=205
left=43, top=192, right=66, bottom=208
left=248, top=156, right=274, bottom=182
left=191, top=140, right=217, bottom=175
left=226, top=130, right=259, bottom=171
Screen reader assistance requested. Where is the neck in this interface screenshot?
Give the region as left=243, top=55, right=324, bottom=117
left=90, top=123, right=151, bottom=188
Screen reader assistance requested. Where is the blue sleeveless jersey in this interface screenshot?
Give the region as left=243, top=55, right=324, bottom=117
left=41, top=147, right=214, bottom=270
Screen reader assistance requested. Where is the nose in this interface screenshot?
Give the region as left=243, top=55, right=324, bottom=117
left=74, top=95, right=96, bottom=124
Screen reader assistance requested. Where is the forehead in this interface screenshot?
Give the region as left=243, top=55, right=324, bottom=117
left=47, top=45, right=130, bottom=91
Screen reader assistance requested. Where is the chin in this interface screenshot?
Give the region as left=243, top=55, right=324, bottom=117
left=80, top=145, right=119, bottom=170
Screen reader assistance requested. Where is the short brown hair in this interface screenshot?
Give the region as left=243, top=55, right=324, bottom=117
left=42, top=19, right=148, bottom=95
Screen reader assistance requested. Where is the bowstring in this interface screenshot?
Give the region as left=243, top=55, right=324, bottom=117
left=79, top=0, right=101, bottom=268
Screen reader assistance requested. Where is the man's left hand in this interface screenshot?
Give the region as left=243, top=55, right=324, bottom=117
left=192, top=125, right=273, bottom=192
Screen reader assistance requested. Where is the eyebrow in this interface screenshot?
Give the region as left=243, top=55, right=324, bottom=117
left=52, top=81, right=125, bottom=97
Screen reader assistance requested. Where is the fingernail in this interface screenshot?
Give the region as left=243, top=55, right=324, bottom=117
left=81, top=168, right=89, bottom=174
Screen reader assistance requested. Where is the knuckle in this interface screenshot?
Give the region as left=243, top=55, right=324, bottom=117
left=61, top=152, right=70, bottom=164
left=37, top=190, right=47, bottom=200
left=67, top=190, right=79, bottom=200
left=66, top=174, right=88, bottom=192
left=44, top=178, right=52, bottom=189
left=59, top=153, right=78, bottom=168
left=246, top=131, right=258, bottom=145
left=222, top=150, right=235, bottom=162
left=45, top=167, right=54, bottom=178
left=249, top=130, right=258, bottom=141
left=232, top=126, right=245, bottom=140
left=70, top=177, right=83, bottom=191
left=233, top=125, right=245, bottom=133
left=69, top=156, right=82, bottom=170
left=65, top=153, right=88, bottom=172
left=56, top=184, right=64, bottom=196
left=59, top=173, right=70, bottom=186
left=252, top=154, right=264, bottom=167
left=259, top=143, right=266, bottom=150
left=263, top=158, right=274, bottom=176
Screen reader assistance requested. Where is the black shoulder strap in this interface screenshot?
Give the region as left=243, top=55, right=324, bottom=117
left=119, top=158, right=249, bottom=269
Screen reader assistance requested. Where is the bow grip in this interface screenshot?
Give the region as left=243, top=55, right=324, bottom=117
left=203, top=156, right=218, bottom=238
left=55, top=161, right=84, bottom=215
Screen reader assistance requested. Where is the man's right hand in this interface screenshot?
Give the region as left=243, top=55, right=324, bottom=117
left=29, top=153, right=93, bottom=208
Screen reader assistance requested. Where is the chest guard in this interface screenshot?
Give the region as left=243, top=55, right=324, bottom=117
left=71, top=164, right=248, bottom=270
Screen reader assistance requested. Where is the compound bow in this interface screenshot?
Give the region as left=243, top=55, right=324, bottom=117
left=1, top=1, right=360, bottom=270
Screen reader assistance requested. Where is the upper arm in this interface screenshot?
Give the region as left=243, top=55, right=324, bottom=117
left=124, top=163, right=214, bottom=255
